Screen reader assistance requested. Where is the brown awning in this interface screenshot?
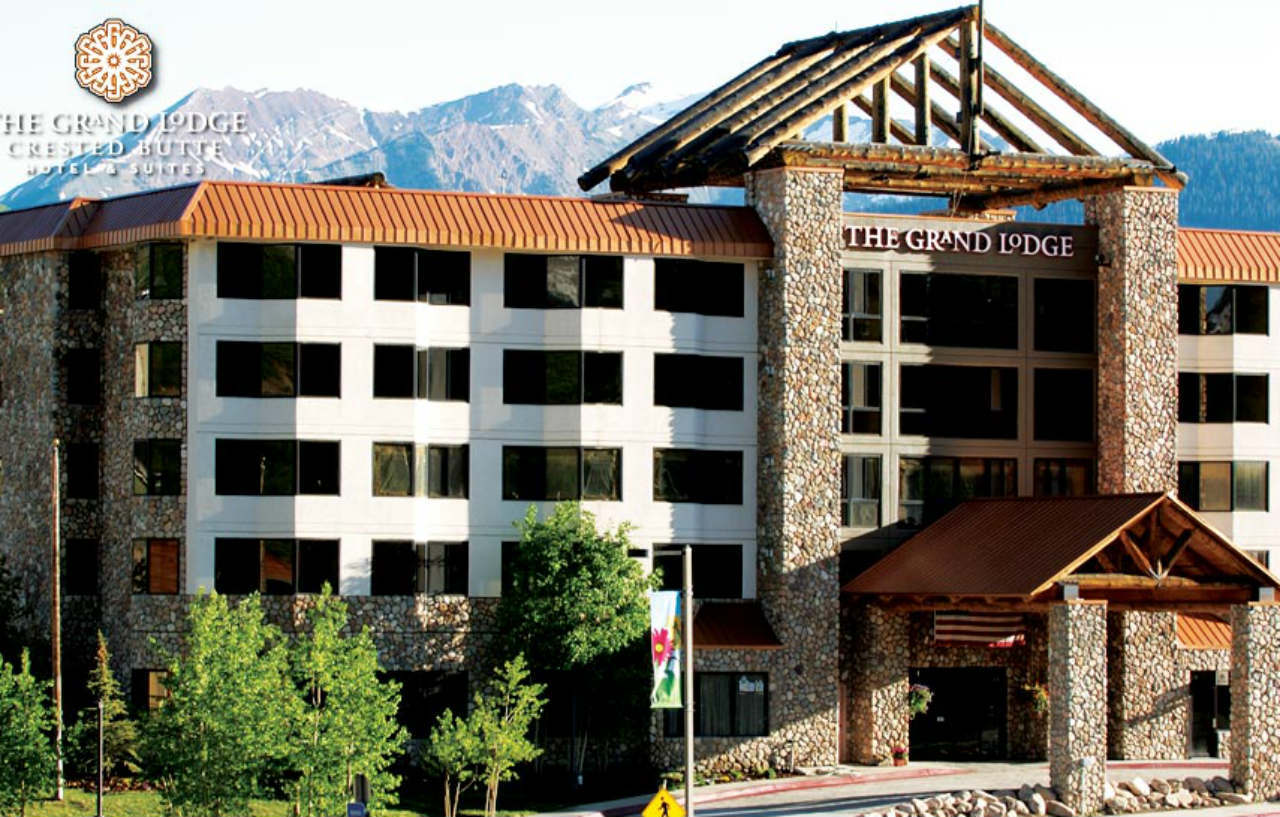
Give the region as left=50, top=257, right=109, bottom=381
left=693, top=602, right=782, bottom=650
left=1176, top=613, right=1231, bottom=650
left=844, top=492, right=1279, bottom=607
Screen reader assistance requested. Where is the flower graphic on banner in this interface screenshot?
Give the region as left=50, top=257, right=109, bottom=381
left=649, top=591, right=683, bottom=708
left=75, top=19, right=153, bottom=103
left=651, top=627, right=672, bottom=664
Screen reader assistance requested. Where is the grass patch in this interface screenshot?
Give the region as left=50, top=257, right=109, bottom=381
left=23, top=787, right=486, bottom=817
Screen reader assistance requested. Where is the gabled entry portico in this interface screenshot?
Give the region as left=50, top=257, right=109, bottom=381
left=844, top=493, right=1280, bottom=813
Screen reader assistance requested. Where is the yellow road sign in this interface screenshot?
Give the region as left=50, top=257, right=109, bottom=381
left=641, top=787, right=686, bottom=817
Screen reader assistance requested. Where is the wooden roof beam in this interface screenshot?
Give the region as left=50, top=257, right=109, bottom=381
left=983, top=21, right=1185, bottom=188
left=953, top=175, right=1144, bottom=213
left=925, top=59, right=1045, bottom=153
left=776, top=141, right=1151, bottom=177
left=1120, top=530, right=1159, bottom=579
left=940, top=35, right=1097, bottom=157
left=958, top=18, right=979, bottom=155
left=889, top=71, right=970, bottom=148
left=871, top=76, right=890, bottom=143
left=1159, top=529, right=1197, bottom=580
left=913, top=54, right=931, bottom=145
left=850, top=95, right=916, bottom=144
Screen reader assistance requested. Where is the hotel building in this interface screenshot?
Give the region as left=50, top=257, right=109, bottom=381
left=3, top=5, right=1280, bottom=808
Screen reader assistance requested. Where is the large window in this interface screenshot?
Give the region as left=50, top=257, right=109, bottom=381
left=214, top=439, right=339, bottom=496
left=68, top=251, right=101, bottom=310
left=216, top=242, right=341, bottom=299
left=653, top=354, right=743, bottom=411
left=135, top=243, right=183, bottom=300
left=504, top=254, right=622, bottom=309
left=653, top=449, right=743, bottom=504
left=1178, top=461, right=1268, bottom=511
left=653, top=545, right=744, bottom=599
left=1179, top=285, right=1268, bottom=336
left=64, top=539, right=99, bottom=596
left=841, top=455, right=881, bottom=527
left=841, top=363, right=882, bottom=434
left=900, top=272, right=1017, bottom=349
left=381, top=670, right=468, bottom=738
left=1179, top=373, right=1268, bottom=423
left=504, top=350, right=623, bottom=405
left=370, top=541, right=468, bottom=596
left=216, top=341, right=341, bottom=397
left=1034, top=459, right=1095, bottom=497
left=899, top=456, right=1017, bottom=527
left=132, top=538, right=180, bottom=594
left=372, top=345, right=469, bottom=401
left=653, top=259, right=744, bottom=317
left=501, top=447, right=621, bottom=501
left=1033, top=368, right=1094, bottom=442
left=374, top=247, right=470, bottom=304
left=664, top=672, right=768, bottom=737
left=371, top=443, right=469, bottom=498
left=842, top=269, right=882, bottom=342
left=900, top=365, right=1017, bottom=439
left=65, top=348, right=100, bottom=405
left=1034, top=278, right=1095, bottom=353
left=214, top=538, right=339, bottom=595
left=134, top=342, right=182, bottom=398
left=66, top=443, right=99, bottom=500
left=133, top=440, right=181, bottom=496
left=131, top=669, right=170, bottom=712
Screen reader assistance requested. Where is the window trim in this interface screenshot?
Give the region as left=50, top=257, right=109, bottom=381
left=1179, top=372, right=1270, bottom=424
left=501, top=446, right=623, bottom=502
left=1178, top=461, right=1270, bottom=512
left=840, top=454, right=882, bottom=528
left=213, top=538, right=340, bottom=595
left=370, top=540, right=469, bottom=596
left=652, top=448, right=744, bottom=505
left=213, top=439, right=340, bottom=497
left=842, top=268, right=883, bottom=343
left=841, top=362, right=882, bottom=434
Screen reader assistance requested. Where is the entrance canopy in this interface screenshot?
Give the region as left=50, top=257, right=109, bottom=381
left=844, top=493, right=1279, bottom=610
left=580, top=5, right=1184, bottom=212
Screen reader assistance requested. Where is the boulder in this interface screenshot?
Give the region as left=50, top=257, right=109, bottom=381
left=1044, top=800, right=1075, bottom=817
left=1209, top=776, right=1234, bottom=793
left=1149, top=778, right=1171, bottom=794
left=1172, top=789, right=1195, bottom=808
left=1126, top=778, right=1152, bottom=797
left=1034, top=785, right=1057, bottom=803
left=1219, top=792, right=1252, bottom=804
left=1103, top=782, right=1116, bottom=800
left=1183, top=776, right=1208, bottom=794
left=1019, top=785, right=1036, bottom=803
left=1027, top=793, right=1047, bottom=816
left=1147, top=791, right=1165, bottom=806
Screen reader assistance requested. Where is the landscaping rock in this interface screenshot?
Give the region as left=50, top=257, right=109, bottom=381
left=1209, top=777, right=1234, bottom=793
left=1184, top=776, right=1208, bottom=794
left=1104, top=782, right=1117, bottom=800
left=1218, top=792, right=1251, bottom=804
left=1126, top=778, right=1152, bottom=797
left=1045, top=800, right=1075, bottom=817
left=1150, top=778, right=1171, bottom=794
left=1027, top=793, right=1047, bottom=816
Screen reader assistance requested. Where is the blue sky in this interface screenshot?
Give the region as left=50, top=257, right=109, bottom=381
left=1, top=0, right=1276, bottom=190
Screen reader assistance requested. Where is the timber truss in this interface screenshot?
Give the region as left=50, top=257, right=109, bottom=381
left=579, top=5, right=1185, bottom=212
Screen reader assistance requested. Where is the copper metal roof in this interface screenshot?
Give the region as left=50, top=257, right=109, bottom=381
left=693, top=601, right=783, bottom=650
left=1175, top=612, right=1231, bottom=650
left=1178, top=228, right=1280, bottom=284
left=845, top=494, right=1165, bottom=597
left=0, top=181, right=774, bottom=259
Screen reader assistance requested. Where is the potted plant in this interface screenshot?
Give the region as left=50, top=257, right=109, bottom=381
left=891, top=745, right=909, bottom=766
left=907, top=683, right=932, bottom=719
left=1022, top=682, right=1050, bottom=715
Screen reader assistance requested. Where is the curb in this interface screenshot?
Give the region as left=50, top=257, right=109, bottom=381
left=591, top=766, right=968, bottom=817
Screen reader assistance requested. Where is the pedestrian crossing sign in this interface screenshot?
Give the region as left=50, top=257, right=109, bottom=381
left=641, top=786, right=686, bottom=817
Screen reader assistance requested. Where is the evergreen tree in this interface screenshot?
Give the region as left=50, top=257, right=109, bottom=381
left=0, top=650, right=56, bottom=817
left=68, top=631, right=139, bottom=784
left=142, top=592, right=298, bottom=817
left=289, top=586, right=405, bottom=816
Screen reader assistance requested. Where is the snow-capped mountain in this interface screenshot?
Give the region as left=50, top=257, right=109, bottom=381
left=0, top=83, right=711, bottom=209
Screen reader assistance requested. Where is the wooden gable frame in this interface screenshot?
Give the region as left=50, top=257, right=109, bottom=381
left=579, top=5, right=1185, bottom=213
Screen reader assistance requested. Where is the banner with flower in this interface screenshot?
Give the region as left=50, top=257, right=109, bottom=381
left=649, top=591, right=682, bottom=708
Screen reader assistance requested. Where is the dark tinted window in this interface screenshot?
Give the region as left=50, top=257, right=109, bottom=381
left=842, top=269, right=882, bottom=342
left=132, top=440, right=181, bottom=496
left=582, top=256, right=623, bottom=307
left=1180, top=373, right=1269, bottom=423
left=382, top=670, right=468, bottom=738
left=654, top=544, right=743, bottom=598
left=501, top=447, right=622, bottom=501
left=1034, top=368, right=1094, bottom=441
left=64, top=539, right=99, bottom=595
left=375, top=247, right=470, bottom=304
left=132, top=538, right=179, bottom=595
left=65, top=348, right=100, bottom=405
left=1179, top=461, right=1268, bottom=512
left=370, top=541, right=467, bottom=596
left=654, top=260, right=744, bottom=317
left=297, top=539, right=339, bottom=594
left=664, top=672, right=767, bottom=737
left=899, top=456, right=1016, bottom=527
left=1179, top=285, right=1269, bottom=335
left=841, top=363, right=881, bottom=434
left=66, top=443, right=99, bottom=499
left=298, top=244, right=342, bottom=299
left=653, top=449, right=743, bottom=504
left=841, top=455, right=881, bottom=527
left=504, top=350, right=622, bottom=405
left=217, top=242, right=341, bottom=299
left=373, top=345, right=415, bottom=398
left=422, top=348, right=469, bottom=401
left=68, top=252, right=101, bottom=310
left=900, top=365, right=1017, bottom=439
left=653, top=354, right=742, bottom=411
left=1034, top=278, right=1094, bottom=352
left=504, top=254, right=622, bottom=309
left=214, top=538, right=339, bottom=595
left=215, top=439, right=338, bottom=496
left=1034, top=459, right=1095, bottom=497
left=214, top=538, right=259, bottom=595
left=427, top=445, right=469, bottom=498
left=136, top=243, right=183, bottom=299
left=374, top=247, right=415, bottom=301
left=136, top=342, right=182, bottom=398
left=297, top=344, right=341, bottom=397
left=371, top=541, right=417, bottom=595
left=901, top=273, right=1017, bottom=349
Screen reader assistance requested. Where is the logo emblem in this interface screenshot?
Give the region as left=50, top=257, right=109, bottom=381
left=75, top=19, right=153, bottom=103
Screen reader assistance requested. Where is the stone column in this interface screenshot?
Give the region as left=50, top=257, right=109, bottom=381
left=1107, top=610, right=1187, bottom=759
left=744, top=166, right=843, bottom=766
left=1083, top=187, right=1178, bottom=494
left=1230, top=602, right=1280, bottom=797
left=848, top=604, right=909, bottom=764
left=1049, top=600, right=1107, bottom=813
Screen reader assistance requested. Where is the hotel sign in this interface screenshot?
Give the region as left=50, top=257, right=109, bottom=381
left=843, top=225, right=1076, bottom=258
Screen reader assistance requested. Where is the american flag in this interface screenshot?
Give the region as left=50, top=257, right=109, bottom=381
left=933, top=611, right=1025, bottom=647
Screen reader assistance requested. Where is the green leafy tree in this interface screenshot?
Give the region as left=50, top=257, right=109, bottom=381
left=142, top=592, right=298, bottom=817
left=424, top=708, right=482, bottom=817
left=496, top=503, right=655, bottom=779
left=0, top=650, right=56, bottom=817
left=67, top=631, right=139, bottom=784
left=474, top=655, right=545, bottom=817
left=289, top=586, right=406, bottom=817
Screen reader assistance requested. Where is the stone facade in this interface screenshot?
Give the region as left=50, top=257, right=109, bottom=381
left=1230, top=602, right=1280, bottom=798
left=847, top=603, right=908, bottom=764
left=1049, top=600, right=1107, bottom=814
left=1083, top=187, right=1179, bottom=494
left=1107, top=611, right=1228, bottom=760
